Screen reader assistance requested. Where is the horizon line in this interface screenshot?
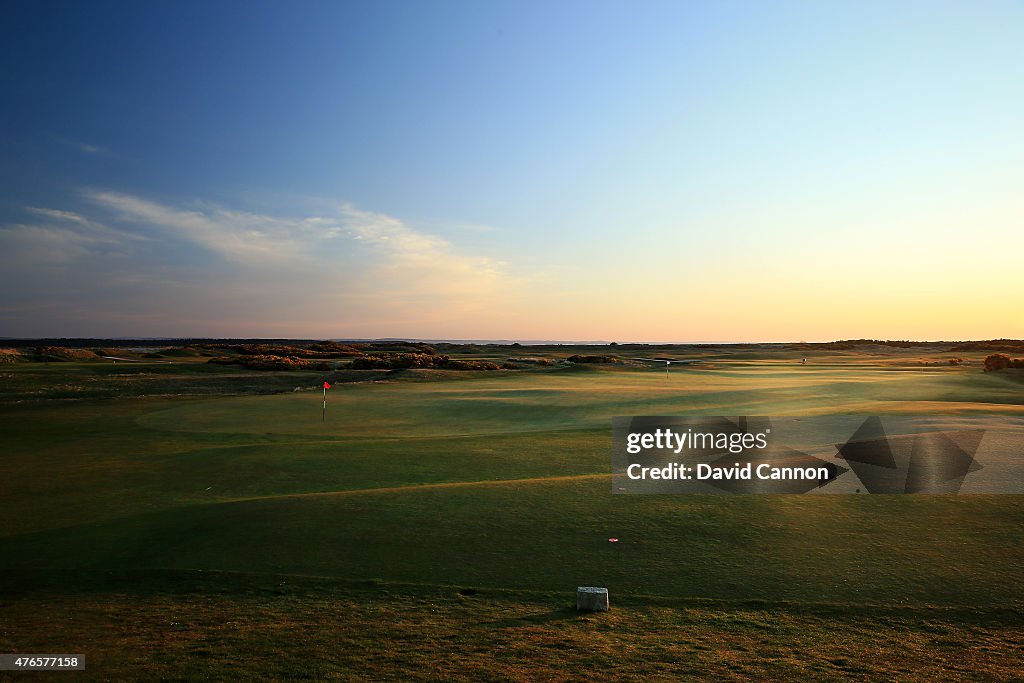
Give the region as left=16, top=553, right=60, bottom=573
left=2, top=336, right=1021, bottom=346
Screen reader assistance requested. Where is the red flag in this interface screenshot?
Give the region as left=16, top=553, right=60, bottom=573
left=323, top=381, right=331, bottom=389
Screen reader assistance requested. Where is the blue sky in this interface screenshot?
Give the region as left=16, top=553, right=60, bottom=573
left=1, top=0, right=1022, bottom=340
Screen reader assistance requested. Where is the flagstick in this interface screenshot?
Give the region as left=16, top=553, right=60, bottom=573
left=321, top=380, right=331, bottom=423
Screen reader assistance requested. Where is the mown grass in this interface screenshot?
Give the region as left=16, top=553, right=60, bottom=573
left=4, top=480, right=1023, bottom=608
left=1, top=347, right=1022, bottom=680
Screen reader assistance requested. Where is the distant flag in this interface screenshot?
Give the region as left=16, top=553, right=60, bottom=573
left=322, top=381, right=331, bottom=422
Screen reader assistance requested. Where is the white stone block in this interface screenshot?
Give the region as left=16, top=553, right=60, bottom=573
left=576, top=586, right=610, bottom=611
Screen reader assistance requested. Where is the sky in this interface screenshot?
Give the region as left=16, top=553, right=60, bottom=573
left=1, top=0, right=1022, bottom=342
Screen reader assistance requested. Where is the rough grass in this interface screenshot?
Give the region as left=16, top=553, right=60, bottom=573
left=3, top=575, right=1021, bottom=681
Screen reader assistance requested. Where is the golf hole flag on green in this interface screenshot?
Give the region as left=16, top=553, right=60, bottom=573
left=322, top=381, right=330, bottom=422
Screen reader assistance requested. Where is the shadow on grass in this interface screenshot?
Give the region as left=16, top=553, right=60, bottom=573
left=481, top=605, right=590, bottom=628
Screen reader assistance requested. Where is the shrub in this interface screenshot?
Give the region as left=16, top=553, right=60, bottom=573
left=208, top=355, right=330, bottom=371
left=198, top=343, right=363, bottom=359
left=438, top=358, right=501, bottom=371
left=0, top=348, right=28, bottom=364
left=356, top=342, right=437, bottom=355
left=350, top=353, right=438, bottom=370
left=349, top=353, right=500, bottom=371
left=952, top=340, right=1024, bottom=353
left=160, top=346, right=218, bottom=357
left=34, top=346, right=100, bottom=362
left=308, top=341, right=364, bottom=356
left=983, top=354, right=1024, bottom=372
left=819, top=340, right=933, bottom=350
left=567, top=354, right=619, bottom=364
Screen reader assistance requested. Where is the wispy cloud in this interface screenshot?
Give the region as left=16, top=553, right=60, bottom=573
left=78, top=142, right=107, bottom=154
left=24, top=205, right=147, bottom=243
left=0, top=224, right=104, bottom=264
left=84, top=190, right=313, bottom=262
left=66, top=140, right=112, bottom=156
left=0, top=190, right=525, bottom=337
left=337, top=203, right=511, bottom=302
left=25, top=207, right=89, bottom=223
left=1, top=205, right=145, bottom=266
left=81, top=192, right=515, bottom=300
left=51, top=137, right=114, bottom=156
